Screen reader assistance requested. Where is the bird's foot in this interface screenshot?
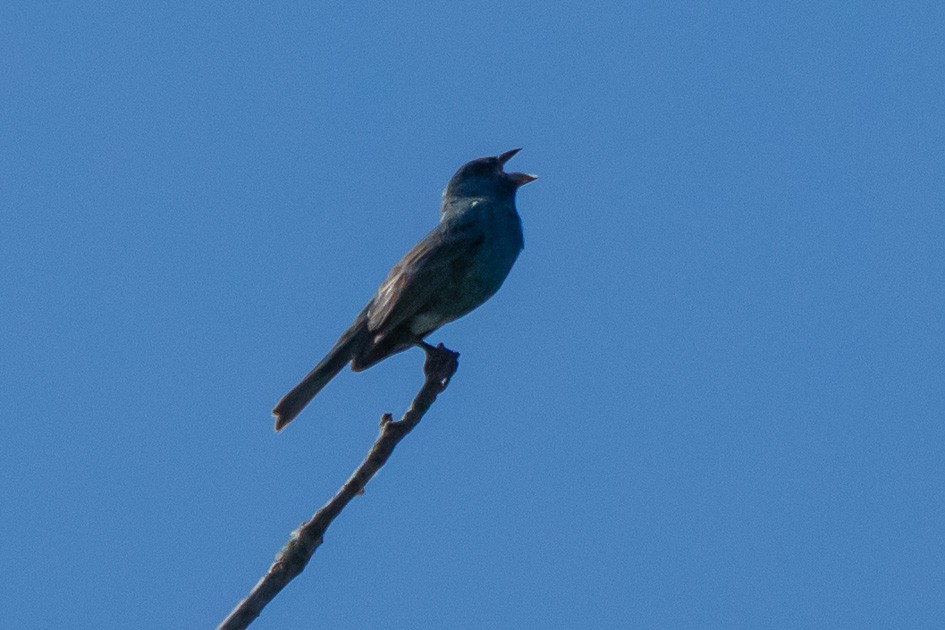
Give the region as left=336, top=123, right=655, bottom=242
left=419, top=341, right=460, bottom=388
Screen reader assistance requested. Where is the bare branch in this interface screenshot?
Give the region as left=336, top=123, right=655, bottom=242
left=218, top=343, right=460, bottom=630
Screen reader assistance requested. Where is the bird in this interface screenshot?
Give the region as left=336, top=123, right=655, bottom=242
left=272, top=148, right=537, bottom=431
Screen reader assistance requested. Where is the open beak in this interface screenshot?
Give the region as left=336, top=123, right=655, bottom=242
left=498, top=148, right=537, bottom=187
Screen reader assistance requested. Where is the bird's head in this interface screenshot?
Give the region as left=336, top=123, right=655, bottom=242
left=443, top=148, right=538, bottom=202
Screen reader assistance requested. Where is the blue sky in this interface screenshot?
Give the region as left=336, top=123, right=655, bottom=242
left=2, top=2, right=943, bottom=628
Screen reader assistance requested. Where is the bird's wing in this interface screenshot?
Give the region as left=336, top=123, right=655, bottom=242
left=366, top=221, right=484, bottom=335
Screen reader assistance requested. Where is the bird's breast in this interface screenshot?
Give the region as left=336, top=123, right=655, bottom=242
left=411, top=201, right=523, bottom=334
left=461, top=205, right=523, bottom=297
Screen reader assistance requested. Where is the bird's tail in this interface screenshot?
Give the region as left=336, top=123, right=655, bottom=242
left=272, top=315, right=368, bottom=432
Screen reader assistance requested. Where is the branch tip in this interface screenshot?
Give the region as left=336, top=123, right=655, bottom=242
left=219, top=344, right=461, bottom=630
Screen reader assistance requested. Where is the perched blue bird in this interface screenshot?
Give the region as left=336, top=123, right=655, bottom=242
left=272, top=149, right=537, bottom=431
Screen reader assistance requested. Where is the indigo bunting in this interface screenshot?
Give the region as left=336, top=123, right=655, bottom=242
left=272, top=149, right=536, bottom=431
